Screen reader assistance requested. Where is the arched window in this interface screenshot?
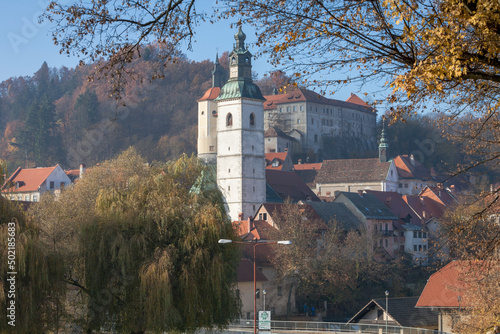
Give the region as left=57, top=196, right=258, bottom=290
left=250, top=113, right=255, bottom=126
left=226, top=113, right=233, bottom=127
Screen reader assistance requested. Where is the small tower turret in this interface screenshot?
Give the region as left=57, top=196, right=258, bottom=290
left=212, top=52, right=224, bottom=88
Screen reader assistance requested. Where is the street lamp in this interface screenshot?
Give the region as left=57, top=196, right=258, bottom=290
left=385, top=290, right=389, bottom=334
left=218, top=238, right=291, bottom=334
left=263, top=289, right=266, bottom=311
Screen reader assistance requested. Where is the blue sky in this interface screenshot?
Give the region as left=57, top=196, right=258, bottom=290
left=0, top=1, right=374, bottom=101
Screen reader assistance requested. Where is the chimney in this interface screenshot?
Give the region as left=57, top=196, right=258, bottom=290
left=79, top=163, right=86, bottom=179
left=298, top=159, right=302, bottom=164
left=357, top=190, right=363, bottom=197
left=422, top=210, right=427, bottom=219
left=410, top=154, right=416, bottom=167
left=238, top=212, right=244, bottom=221
left=450, top=184, right=456, bottom=195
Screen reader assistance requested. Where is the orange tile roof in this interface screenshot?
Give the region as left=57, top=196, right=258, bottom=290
left=394, top=155, right=433, bottom=180
left=197, top=87, right=221, bottom=101
left=416, top=261, right=483, bottom=308
left=345, top=93, right=370, bottom=107
left=263, top=88, right=374, bottom=113
left=293, top=163, right=322, bottom=171
left=2, top=165, right=58, bottom=193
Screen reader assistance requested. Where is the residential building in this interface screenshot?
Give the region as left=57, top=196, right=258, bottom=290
left=313, top=158, right=399, bottom=195
left=333, top=191, right=398, bottom=258
left=416, top=261, right=473, bottom=333
left=348, top=296, right=438, bottom=330
left=365, top=190, right=430, bottom=265
left=1, top=165, right=71, bottom=202
left=264, top=126, right=299, bottom=155
left=265, top=151, right=294, bottom=171
left=266, top=170, right=320, bottom=203
left=394, top=155, right=437, bottom=195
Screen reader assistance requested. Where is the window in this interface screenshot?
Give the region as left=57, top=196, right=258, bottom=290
left=423, top=232, right=427, bottom=238
left=287, top=106, right=290, bottom=112
left=404, top=183, right=409, bottom=188
left=322, top=119, right=325, bottom=125
left=212, top=110, right=217, bottom=117
left=33, top=195, right=38, bottom=202
left=253, top=168, right=255, bottom=174
left=278, top=286, right=282, bottom=296
left=293, top=106, right=296, bottom=111
left=60, top=182, right=65, bottom=188
left=414, top=245, right=418, bottom=251
left=297, top=119, right=301, bottom=124
left=423, top=245, right=427, bottom=251
left=252, top=145, right=254, bottom=151
left=228, top=186, right=230, bottom=191
left=399, top=183, right=403, bottom=188
left=17, top=195, right=22, bottom=201
left=418, top=232, right=422, bottom=238
left=253, top=186, right=255, bottom=192
left=419, top=245, right=422, bottom=251
left=314, top=134, right=318, bottom=143
left=385, top=239, right=388, bottom=248
left=311, top=118, right=314, bottom=124
left=414, top=231, right=418, bottom=238
left=209, top=146, right=215, bottom=152
left=228, top=169, right=231, bottom=173
left=300, top=105, right=303, bottom=111
left=50, top=181, right=55, bottom=190
left=280, top=107, right=283, bottom=113
left=377, top=310, right=383, bottom=320
left=228, top=147, right=230, bottom=151
left=250, top=113, right=255, bottom=126
left=385, top=223, right=388, bottom=230
left=201, top=111, right=204, bottom=115
left=226, top=113, right=233, bottom=126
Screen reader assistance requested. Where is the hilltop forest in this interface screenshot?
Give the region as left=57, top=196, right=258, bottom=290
left=0, top=45, right=489, bottom=186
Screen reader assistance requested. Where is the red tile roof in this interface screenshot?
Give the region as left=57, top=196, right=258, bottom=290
left=416, top=261, right=483, bottom=308
left=2, top=165, right=58, bottom=193
left=293, top=163, right=322, bottom=171
left=265, top=152, right=289, bottom=171
left=65, top=169, right=80, bottom=177
left=345, top=93, right=370, bottom=107
left=316, top=158, right=391, bottom=183
left=263, top=88, right=374, bottom=113
left=394, top=155, right=433, bottom=180
left=197, top=87, right=221, bottom=101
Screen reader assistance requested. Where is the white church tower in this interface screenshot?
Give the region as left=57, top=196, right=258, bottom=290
left=197, top=53, right=224, bottom=164
left=215, top=27, right=266, bottom=222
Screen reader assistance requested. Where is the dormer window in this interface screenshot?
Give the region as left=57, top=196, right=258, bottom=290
left=272, top=160, right=279, bottom=167
left=226, top=113, right=233, bottom=127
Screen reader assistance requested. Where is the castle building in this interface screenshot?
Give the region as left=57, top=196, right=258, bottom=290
left=263, top=89, right=378, bottom=157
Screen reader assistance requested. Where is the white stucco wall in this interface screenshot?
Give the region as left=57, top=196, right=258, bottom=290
left=217, top=98, right=266, bottom=222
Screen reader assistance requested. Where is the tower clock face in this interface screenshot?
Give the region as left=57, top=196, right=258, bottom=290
left=230, top=67, right=238, bottom=78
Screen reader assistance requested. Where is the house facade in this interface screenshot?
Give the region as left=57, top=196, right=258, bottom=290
left=1, top=165, right=71, bottom=202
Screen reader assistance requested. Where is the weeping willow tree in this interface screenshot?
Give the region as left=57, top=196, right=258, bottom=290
left=0, top=195, right=66, bottom=333
left=29, top=147, right=240, bottom=333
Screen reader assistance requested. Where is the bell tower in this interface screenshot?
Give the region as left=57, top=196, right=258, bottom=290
left=197, top=54, right=223, bottom=164
left=215, top=27, right=266, bottom=222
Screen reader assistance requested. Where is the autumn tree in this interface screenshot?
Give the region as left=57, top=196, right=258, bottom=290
left=269, top=203, right=402, bottom=318
left=0, top=198, right=65, bottom=333
left=29, top=148, right=240, bottom=333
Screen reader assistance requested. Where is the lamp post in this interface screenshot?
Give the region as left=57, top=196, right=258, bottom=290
left=219, top=238, right=291, bottom=334
left=385, top=290, right=389, bottom=334
left=263, top=289, right=266, bottom=311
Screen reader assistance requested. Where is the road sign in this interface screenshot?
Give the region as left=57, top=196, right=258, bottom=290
left=259, top=311, right=271, bottom=330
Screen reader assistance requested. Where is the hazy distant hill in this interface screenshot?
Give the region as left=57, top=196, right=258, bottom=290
left=0, top=46, right=229, bottom=170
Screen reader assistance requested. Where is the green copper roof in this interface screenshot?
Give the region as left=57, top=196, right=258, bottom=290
left=216, top=80, right=265, bottom=101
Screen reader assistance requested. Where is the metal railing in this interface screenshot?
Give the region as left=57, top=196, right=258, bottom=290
left=230, top=319, right=449, bottom=334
